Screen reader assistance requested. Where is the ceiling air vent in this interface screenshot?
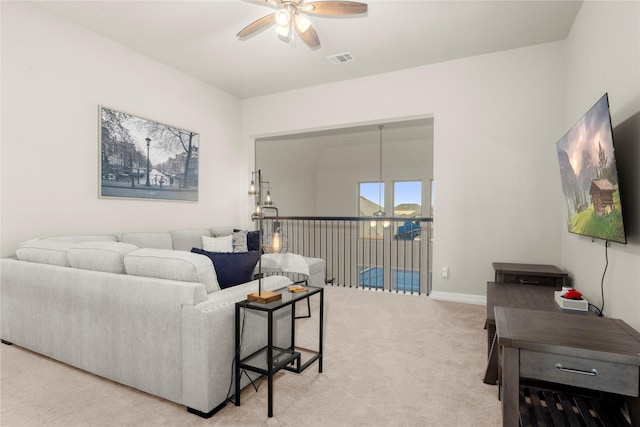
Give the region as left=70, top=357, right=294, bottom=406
left=326, top=52, right=356, bottom=65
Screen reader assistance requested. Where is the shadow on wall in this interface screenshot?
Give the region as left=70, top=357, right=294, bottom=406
left=613, top=110, right=640, bottom=244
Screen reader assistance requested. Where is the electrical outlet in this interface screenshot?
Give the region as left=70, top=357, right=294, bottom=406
left=441, top=267, right=449, bottom=278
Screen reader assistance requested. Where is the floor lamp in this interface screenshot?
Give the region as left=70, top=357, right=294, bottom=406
left=247, top=169, right=282, bottom=303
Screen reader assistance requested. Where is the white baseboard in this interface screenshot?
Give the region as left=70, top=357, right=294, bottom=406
left=429, top=291, right=486, bottom=306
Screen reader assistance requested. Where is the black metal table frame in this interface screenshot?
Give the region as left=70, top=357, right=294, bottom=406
left=234, top=284, right=323, bottom=418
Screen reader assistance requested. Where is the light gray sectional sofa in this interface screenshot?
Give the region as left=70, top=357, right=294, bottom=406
left=0, top=227, right=325, bottom=417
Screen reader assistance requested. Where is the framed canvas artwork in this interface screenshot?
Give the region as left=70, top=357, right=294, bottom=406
left=99, top=106, right=199, bottom=201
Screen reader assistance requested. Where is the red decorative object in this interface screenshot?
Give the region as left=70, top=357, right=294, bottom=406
left=563, top=289, right=583, bottom=300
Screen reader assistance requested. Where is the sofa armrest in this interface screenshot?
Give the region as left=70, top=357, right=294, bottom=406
left=180, top=275, right=292, bottom=413
left=260, top=256, right=326, bottom=287
left=196, top=275, right=291, bottom=311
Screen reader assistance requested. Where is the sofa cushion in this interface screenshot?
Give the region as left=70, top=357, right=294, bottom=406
left=171, top=228, right=212, bottom=251
left=305, top=257, right=325, bottom=275
left=16, top=240, right=76, bottom=267
left=68, top=241, right=139, bottom=274
left=15, top=235, right=120, bottom=267
left=210, top=226, right=235, bottom=236
left=202, top=235, right=233, bottom=252
left=191, top=248, right=260, bottom=289
left=120, top=232, right=173, bottom=249
left=20, top=235, right=119, bottom=245
left=124, top=248, right=219, bottom=293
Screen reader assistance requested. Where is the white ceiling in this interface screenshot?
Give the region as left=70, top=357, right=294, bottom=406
left=35, top=0, right=583, bottom=99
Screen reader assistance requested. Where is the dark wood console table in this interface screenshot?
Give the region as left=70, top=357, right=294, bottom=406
left=496, top=307, right=640, bottom=426
left=493, top=262, right=568, bottom=289
left=483, top=281, right=593, bottom=385
left=486, top=262, right=639, bottom=425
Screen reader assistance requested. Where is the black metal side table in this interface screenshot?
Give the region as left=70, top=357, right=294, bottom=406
left=234, top=284, right=323, bottom=418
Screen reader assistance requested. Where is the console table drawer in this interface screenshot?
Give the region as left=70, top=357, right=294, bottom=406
left=520, top=350, right=639, bottom=396
left=501, top=274, right=558, bottom=287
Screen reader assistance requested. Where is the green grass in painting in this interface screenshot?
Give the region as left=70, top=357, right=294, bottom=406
left=568, top=190, right=625, bottom=242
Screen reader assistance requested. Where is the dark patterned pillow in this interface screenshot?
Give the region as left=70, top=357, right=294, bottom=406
left=215, top=230, right=248, bottom=253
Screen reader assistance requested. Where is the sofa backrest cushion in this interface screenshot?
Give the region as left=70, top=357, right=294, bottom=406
left=15, top=235, right=119, bottom=266
left=171, top=228, right=211, bottom=252
left=24, top=235, right=119, bottom=244
left=68, top=241, right=139, bottom=274
left=120, top=232, right=173, bottom=249
left=191, top=248, right=260, bottom=289
left=124, top=248, right=219, bottom=293
left=16, top=240, right=76, bottom=267
left=202, top=234, right=233, bottom=252
left=210, top=226, right=235, bottom=236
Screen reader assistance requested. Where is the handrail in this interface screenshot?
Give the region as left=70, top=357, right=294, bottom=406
left=259, top=216, right=433, bottom=295
left=265, top=215, right=433, bottom=222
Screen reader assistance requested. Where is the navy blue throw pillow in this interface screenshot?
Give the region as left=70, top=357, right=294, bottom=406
left=191, top=248, right=259, bottom=289
left=246, top=230, right=261, bottom=252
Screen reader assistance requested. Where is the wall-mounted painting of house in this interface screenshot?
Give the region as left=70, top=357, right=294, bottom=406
left=555, top=93, right=626, bottom=244
left=590, top=178, right=615, bottom=216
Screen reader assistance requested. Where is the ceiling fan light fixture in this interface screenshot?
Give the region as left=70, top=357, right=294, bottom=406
left=275, top=9, right=290, bottom=27
left=276, top=23, right=290, bottom=37
left=295, top=14, right=312, bottom=33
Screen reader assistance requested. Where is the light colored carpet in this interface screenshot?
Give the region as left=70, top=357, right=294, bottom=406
left=1, top=286, right=502, bottom=426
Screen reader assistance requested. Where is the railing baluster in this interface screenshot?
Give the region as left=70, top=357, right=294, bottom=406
left=370, top=221, right=373, bottom=291
left=359, top=222, right=363, bottom=289
left=419, top=223, right=422, bottom=294
left=395, top=221, right=400, bottom=293
left=403, top=230, right=407, bottom=294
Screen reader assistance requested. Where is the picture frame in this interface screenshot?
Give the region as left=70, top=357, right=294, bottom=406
left=99, top=106, right=199, bottom=201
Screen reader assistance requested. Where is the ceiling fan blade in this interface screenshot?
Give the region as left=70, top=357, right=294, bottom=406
left=237, top=13, right=277, bottom=38
left=254, top=0, right=282, bottom=7
left=294, top=17, right=320, bottom=49
left=303, top=1, right=368, bottom=16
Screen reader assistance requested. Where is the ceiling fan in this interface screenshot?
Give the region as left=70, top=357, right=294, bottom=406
left=237, top=0, right=368, bottom=49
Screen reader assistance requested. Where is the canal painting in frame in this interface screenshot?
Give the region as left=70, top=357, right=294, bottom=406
left=99, top=106, right=199, bottom=201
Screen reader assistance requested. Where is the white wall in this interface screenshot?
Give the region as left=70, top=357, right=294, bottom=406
left=1, top=2, right=247, bottom=257
left=561, top=1, right=640, bottom=329
left=242, top=41, right=567, bottom=297
left=315, top=138, right=433, bottom=217
left=256, top=133, right=433, bottom=217
left=255, top=139, right=321, bottom=216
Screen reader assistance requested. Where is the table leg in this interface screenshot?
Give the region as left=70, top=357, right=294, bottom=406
left=267, top=311, right=273, bottom=418
left=319, top=288, right=323, bottom=373
left=483, top=332, right=498, bottom=385
left=628, top=396, right=640, bottom=427
left=235, top=304, right=241, bottom=406
left=501, top=346, right=519, bottom=427
left=291, top=299, right=296, bottom=351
